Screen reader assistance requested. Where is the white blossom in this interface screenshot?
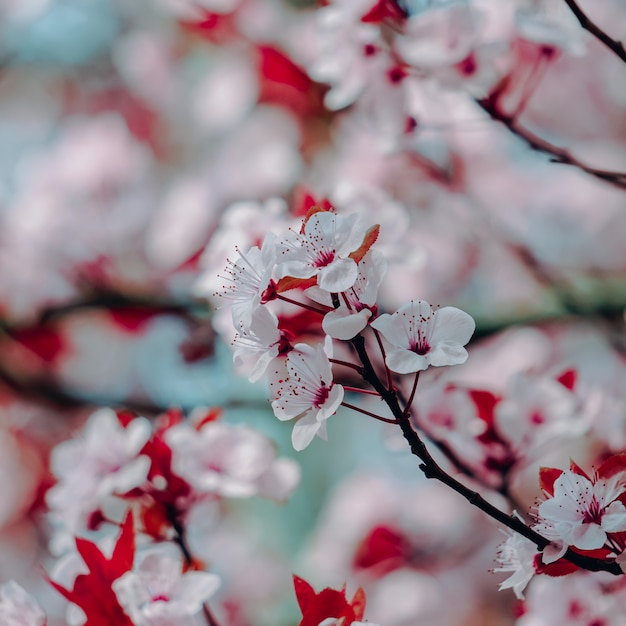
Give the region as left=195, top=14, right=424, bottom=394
left=493, top=530, right=538, bottom=600
left=0, top=581, right=46, bottom=626
left=113, top=544, right=221, bottom=626
left=232, top=306, right=289, bottom=383
left=166, top=419, right=300, bottom=501
left=537, top=470, right=626, bottom=550
left=270, top=342, right=344, bottom=450
left=47, top=408, right=151, bottom=536
left=370, top=300, right=475, bottom=374
left=277, top=212, right=369, bottom=293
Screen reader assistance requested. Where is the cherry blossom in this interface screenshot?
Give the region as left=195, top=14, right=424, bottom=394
left=270, top=342, right=344, bottom=450
left=277, top=211, right=372, bottom=293
left=537, top=468, right=626, bottom=551
left=232, top=305, right=292, bottom=382
left=307, top=249, right=386, bottom=340
left=307, top=0, right=391, bottom=111
left=213, top=233, right=278, bottom=327
left=370, top=300, right=475, bottom=374
left=0, top=581, right=46, bottom=626
left=46, top=408, right=151, bottom=538
left=493, top=530, right=538, bottom=599
left=396, top=2, right=483, bottom=70
left=165, top=417, right=300, bottom=500
left=112, top=544, right=221, bottom=626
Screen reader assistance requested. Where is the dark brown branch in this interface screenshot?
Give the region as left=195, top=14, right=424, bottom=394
left=477, top=98, right=626, bottom=191
left=349, top=333, right=623, bottom=576
left=563, top=0, right=626, bottom=63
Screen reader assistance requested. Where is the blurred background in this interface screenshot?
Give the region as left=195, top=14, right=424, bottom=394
left=1, top=0, right=626, bottom=624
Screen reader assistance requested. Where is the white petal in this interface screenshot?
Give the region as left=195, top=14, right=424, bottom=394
left=385, top=349, right=429, bottom=374
left=318, top=257, right=358, bottom=292
left=176, top=571, right=221, bottom=607
left=317, top=384, right=344, bottom=420
left=427, top=342, right=468, bottom=367
left=291, top=416, right=322, bottom=451
left=323, top=308, right=370, bottom=340
left=542, top=540, right=567, bottom=564
left=565, top=522, right=606, bottom=550
left=430, top=306, right=475, bottom=348
left=601, top=501, right=626, bottom=533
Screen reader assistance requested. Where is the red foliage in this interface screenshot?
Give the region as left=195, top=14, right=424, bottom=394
left=48, top=513, right=135, bottom=625
left=361, top=0, right=407, bottom=24
left=353, top=524, right=412, bottom=574
left=294, top=576, right=366, bottom=626
left=257, top=46, right=327, bottom=117
left=10, top=326, right=66, bottom=364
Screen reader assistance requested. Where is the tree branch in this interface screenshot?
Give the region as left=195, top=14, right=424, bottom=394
left=477, top=97, right=626, bottom=191
left=349, top=333, right=623, bottom=576
left=563, top=0, right=626, bottom=63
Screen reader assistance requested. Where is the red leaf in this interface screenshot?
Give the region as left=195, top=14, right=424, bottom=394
left=294, top=576, right=367, bottom=626
left=556, top=368, right=577, bottom=391
left=275, top=275, right=319, bottom=293
left=48, top=513, right=135, bottom=625
left=109, top=307, right=157, bottom=333
left=292, top=189, right=334, bottom=218
left=597, top=453, right=626, bottom=480
left=533, top=553, right=579, bottom=577
left=361, top=0, right=407, bottom=23
left=569, top=460, right=591, bottom=480
left=349, top=224, right=380, bottom=264
left=11, top=326, right=65, bottom=364
left=353, top=525, right=411, bottom=573
left=293, top=575, right=316, bottom=613
left=539, top=467, right=563, bottom=497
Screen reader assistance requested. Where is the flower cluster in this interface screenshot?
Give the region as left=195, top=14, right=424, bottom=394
left=33, top=405, right=299, bottom=624
left=217, top=205, right=475, bottom=450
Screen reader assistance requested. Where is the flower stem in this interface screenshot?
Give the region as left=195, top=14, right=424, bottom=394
left=276, top=294, right=328, bottom=315
left=329, top=358, right=364, bottom=373
left=341, top=401, right=399, bottom=424
left=403, top=371, right=420, bottom=416
left=170, top=510, right=224, bottom=626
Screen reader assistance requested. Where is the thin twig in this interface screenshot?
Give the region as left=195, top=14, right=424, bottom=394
left=563, top=0, right=626, bottom=63
left=341, top=401, right=399, bottom=424
left=171, top=512, right=223, bottom=626
left=477, top=98, right=626, bottom=190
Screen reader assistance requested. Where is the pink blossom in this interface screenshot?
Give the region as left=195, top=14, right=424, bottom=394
left=0, top=581, right=46, bottom=626
left=212, top=233, right=278, bottom=327
left=46, top=408, right=151, bottom=537
left=270, top=342, right=344, bottom=450
left=307, top=249, right=386, bottom=340
left=277, top=211, right=370, bottom=293
left=493, top=530, right=538, bottom=600
left=537, top=469, right=626, bottom=550
left=370, top=300, right=475, bottom=374
left=112, top=544, right=220, bottom=626
left=232, top=306, right=290, bottom=382
left=165, top=418, right=300, bottom=501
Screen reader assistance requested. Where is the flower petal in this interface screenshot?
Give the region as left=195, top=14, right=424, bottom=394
left=430, top=306, right=475, bottom=347
left=323, top=308, right=370, bottom=340
left=318, top=257, right=358, bottom=292
left=385, top=349, right=429, bottom=374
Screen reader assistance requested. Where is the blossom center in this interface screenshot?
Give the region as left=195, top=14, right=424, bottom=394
left=582, top=496, right=603, bottom=525
left=313, top=382, right=331, bottom=408
left=410, top=329, right=431, bottom=355
left=314, top=249, right=336, bottom=268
